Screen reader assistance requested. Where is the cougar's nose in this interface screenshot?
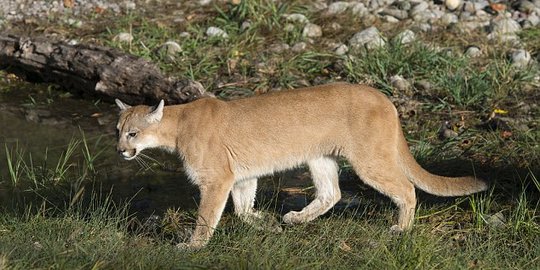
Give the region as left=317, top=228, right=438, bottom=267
left=117, top=148, right=125, bottom=155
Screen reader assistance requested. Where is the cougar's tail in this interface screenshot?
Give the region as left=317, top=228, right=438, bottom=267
left=397, top=131, right=487, bottom=197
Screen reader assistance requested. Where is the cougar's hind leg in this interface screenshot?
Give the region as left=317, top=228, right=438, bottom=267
left=348, top=155, right=416, bottom=232
left=283, top=156, right=341, bottom=224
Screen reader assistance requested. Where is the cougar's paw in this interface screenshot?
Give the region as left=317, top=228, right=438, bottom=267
left=283, top=211, right=304, bottom=224
left=241, top=212, right=283, bottom=233
left=389, top=225, right=404, bottom=235
left=176, top=241, right=205, bottom=251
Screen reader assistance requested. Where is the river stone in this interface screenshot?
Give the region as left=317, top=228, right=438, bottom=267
left=510, top=49, right=532, bottom=68
left=302, top=23, right=322, bottom=38
left=445, top=0, right=461, bottom=11
left=464, top=45, right=482, bottom=57
left=292, top=42, right=307, bottom=52
left=390, top=75, right=412, bottom=95
left=334, top=44, right=349, bottom=55
left=157, top=41, right=182, bottom=59
left=381, top=8, right=409, bottom=20
left=114, top=32, right=133, bottom=43
left=326, top=1, right=350, bottom=15
left=206, top=26, right=228, bottom=38
left=411, top=1, right=429, bottom=16
left=284, top=13, right=309, bottom=24
left=350, top=2, right=368, bottom=17
left=440, top=13, right=458, bottom=26
left=349, top=26, right=386, bottom=50
left=395, top=29, right=416, bottom=44
left=490, top=17, right=521, bottom=34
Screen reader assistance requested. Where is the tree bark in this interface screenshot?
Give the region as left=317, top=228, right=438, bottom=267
left=0, top=34, right=208, bottom=105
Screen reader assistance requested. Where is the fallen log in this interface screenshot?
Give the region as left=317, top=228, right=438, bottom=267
left=0, top=34, right=208, bottom=105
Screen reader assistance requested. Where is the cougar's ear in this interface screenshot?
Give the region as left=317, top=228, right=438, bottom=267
left=146, top=99, right=165, bottom=124
left=115, top=99, right=131, bottom=111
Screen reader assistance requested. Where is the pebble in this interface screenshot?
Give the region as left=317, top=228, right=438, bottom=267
left=302, top=23, right=322, bottom=38
left=349, top=26, right=386, bottom=50
left=326, top=1, right=350, bottom=15
left=440, top=13, right=459, bottom=26
left=158, top=41, right=182, bottom=56
left=464, top=45, right=482, bottom=57
left=490, top=17, right=522, bottom=35
left=334, top=44, right=349, bottom=55
left=486, top=212, right=506, bottom=228
left=390, top=75, right=412, bottom=95
left=394, top=29, right=416, bottom=44
left=283, top=13, right=309, bottom=24
left=114, top=32, right=133, bottom=43
left=510, top=49, right=532, bottom=68
left=350, top=3, right=368, bottom=17
left=445, top=0, right=461, bottom=11
left=206, top=26, right=228, bottom=39
left=292, top=42, right=307, bottom=52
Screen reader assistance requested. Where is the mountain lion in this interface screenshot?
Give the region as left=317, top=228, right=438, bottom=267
left=115, top=82, right=487, bottom=249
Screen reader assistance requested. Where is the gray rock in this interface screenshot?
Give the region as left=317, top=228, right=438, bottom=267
left=241, top=21, right=252, bottom=32
left=464, top=46, right=482, bottom=57
left=411, top=1, right=429, bottom=16
left=349, top=26, right=386, bottom=50
left=284, top=13, right=309, bottom=24
left=384, top=15, right=400, bottom=23
left=206, top=26, right=228, bottom=38
left=350, top=3, right=368, bottom=17
left=381, top=8, right=409, bottom=20
left=326, top=1, right=350, bottom=15
left=269, top=43, right=290, bottom=53
left=445, top=0, right=462, bottom=11
left=292, top=42, right=307, bottom=52
left=510, top=49, right=532, bottom=68
left=394, top=29, right=416, bottom=44
left=158, top=41, right=182, bottom=57
left=440, top=13, right=458, bottom=26
left=390, top=75, right=412, bottom=95
left=284, top=24, right=296, bottom=32
left=302, top=23, right=322, bottom=38
left=490, top=17, right=522, bottom=35
left=486, top=212, right=506, bottom=228
left=114, top=32, right=133, bottom=43
left=334, top=44, right=349, bottom=55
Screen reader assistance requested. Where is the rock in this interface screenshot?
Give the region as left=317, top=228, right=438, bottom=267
left=440, top=13, right=459, bottom=26
left=490, top=17, right=521, bottom=34
left=394, top=29, right=416, bottom=44
left=284, top=24, right=295, bottom=32
left=292, top=42, right=307, bottom=52
left=445, top=0, right=461, bottom=11
left=326, top=1, right=350, bottom=15
left=414, top=80, right=432, bottom=92
left=486, top=211, right=506, bottom=228
left=381, top=8, right=409, bottom=20
left=390, top=75, right=412, bottom=95
left=206, top=26, right=228, bottom=38
left=114, top=32, right=133, bottom=43
left=411, top=1, right=429, bottom=16
left=439, top=121, right=459, bottom=139
left=302, top=23, right=322, bottom=38
left=269, top=43, right=290, bottom=53
left=385, top=15, right=400, bottom=23
left=334, top=44, right=349, bottom=55
left=349, top=26, right=386, bottom=50
left=241, top=21, right=252, bottom=31
left=510, top=49, right=532, bottom=68
left=350, top=3, right=368, bottom=17
left=283, top=13, right=309, bottom=24
left=157, top=41, right=182, bottom=60
left=464, top=45, right=482, bottom=57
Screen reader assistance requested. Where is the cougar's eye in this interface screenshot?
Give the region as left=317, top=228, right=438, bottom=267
left=128, top=132, right=137, bottom=138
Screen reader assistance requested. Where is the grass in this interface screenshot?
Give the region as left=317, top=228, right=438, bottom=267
left=0, top=1, right=539, bottom=269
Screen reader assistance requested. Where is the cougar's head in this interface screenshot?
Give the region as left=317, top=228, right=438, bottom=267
left=115, top=99, right=165, bottom=160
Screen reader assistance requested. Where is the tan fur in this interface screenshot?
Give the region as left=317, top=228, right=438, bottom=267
left=115, top=82, right=487, bottom=249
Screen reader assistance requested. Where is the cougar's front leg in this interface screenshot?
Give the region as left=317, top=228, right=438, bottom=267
left=178, top=175, right=235, bottom=249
